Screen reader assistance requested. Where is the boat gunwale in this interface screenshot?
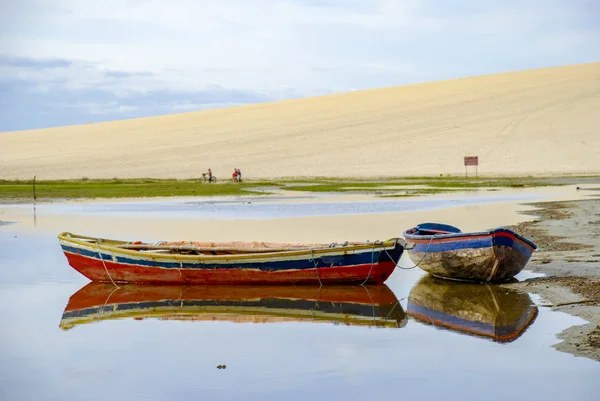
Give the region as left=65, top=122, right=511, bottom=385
left=58, top=232, right=402, bottom=262
left=402, top=227, right=537, bottom=250
left=59, top=306, right=403, bottom=330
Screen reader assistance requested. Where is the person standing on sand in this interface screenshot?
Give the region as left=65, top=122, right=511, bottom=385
left=232, top=168, right=238, bottom=182
left=237, top=168, right=242, bottom=182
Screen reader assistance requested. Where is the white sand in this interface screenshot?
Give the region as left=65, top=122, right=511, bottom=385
left=2, top=62, right=599, bottom=180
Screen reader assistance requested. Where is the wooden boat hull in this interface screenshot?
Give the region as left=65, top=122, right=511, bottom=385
left=403, top=225, right=537, bottom=283
left=406, top=275, right=538, bottom=342
left=59, top=283, right=407, bottom=330
left=58, top=233, right=405, bottom=285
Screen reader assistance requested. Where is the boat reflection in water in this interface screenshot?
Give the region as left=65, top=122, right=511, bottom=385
left=60, top=283, right=407, bottom=330
left=407, top=276, right=539, bottom=343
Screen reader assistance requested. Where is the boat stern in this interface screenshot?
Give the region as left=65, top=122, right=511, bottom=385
left=382, top=238, right=407, bottom=265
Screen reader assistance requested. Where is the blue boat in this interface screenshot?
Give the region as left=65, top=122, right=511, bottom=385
left=402, top=223, right=537, bottom=283
left=407, top=275, right=538, bottom=342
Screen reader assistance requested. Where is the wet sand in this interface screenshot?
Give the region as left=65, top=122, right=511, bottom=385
left=505, top=195, right=600, bottom=361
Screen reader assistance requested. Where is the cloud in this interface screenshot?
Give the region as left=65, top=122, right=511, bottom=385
left=103, top=71, right=154, bottom=79
left=0, top=54, right=72, bottom=69
left=0, top=0, right=598, bottom=131
left=0, top=73, right=272, bottom=131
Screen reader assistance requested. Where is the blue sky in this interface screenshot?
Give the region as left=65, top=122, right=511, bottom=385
left=1, top=0, right=599, bottom=132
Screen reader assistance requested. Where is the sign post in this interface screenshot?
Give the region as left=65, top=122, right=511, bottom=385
left=464, top=156, right=478, bottom=177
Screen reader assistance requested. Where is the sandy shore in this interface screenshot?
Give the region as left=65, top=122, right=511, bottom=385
left=2, top=62, right=600, bottom=180
left=505, top=195, right=600, bottom=361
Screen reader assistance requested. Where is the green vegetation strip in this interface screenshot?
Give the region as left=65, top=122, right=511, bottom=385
left=0, top=179, right=277, bottom=199
left=279, top=176, right=575, bottom=193
left=1, top=176, right=598, bottom=200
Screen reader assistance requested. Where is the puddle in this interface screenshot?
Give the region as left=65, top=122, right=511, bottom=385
left=3, top=193, right=541, bottom=220
left=0, top=200, right=598, bottom=401
left=406, top=275, right=538, bottom=342
left=58, top=283, right=407, bottom=331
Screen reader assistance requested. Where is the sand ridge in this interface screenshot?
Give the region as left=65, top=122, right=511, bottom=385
left=2, top=62, right=599, bottom=179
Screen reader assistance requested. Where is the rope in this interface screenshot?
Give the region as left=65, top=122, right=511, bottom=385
left=360, top=284, right=377, bottom=324
left=397, top=234, right=438, bottom=270
left=96, top=242, right=119, bottom=289
left=309, top=248, right=323, bottom=287
left=360, top=242, right=377, bottom=286
left=312, top=237, right=423, bottom=286
left=384, top=301, right=403, bottom=327
left=313, top=283, right=323, bottom=312
left=97, top=285, right=120, bottom=321
left=486, top=230, right=501, bottom=282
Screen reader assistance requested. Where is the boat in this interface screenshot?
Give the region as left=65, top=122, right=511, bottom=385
left=59, top=283, right=407, bottom=330
left=406, top=275, right=538, bottom=342
left=402, top=223, right=537, bottom=282
left=58, top=232, right=406, bottom=285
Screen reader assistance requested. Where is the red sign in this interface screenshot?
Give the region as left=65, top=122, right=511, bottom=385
left=464, top=156, right=478, bottom=166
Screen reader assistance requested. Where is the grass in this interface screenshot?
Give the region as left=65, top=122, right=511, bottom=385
left=0, top=178, right=278, bottom=200
left=279, top=176, right=565, bottom=193
left=1, top=175, right=599, bottom=201
left=379, top=188, right=477, bottom=197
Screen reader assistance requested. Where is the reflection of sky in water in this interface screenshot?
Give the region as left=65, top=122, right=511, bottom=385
left=0, top=228, right=598, bottom=401
left=27, top=193, right=541, bottom=219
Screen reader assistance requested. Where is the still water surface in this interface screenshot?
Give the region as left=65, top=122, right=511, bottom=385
left=1, top=197, right=598, bottom=401
left=26, top=192, right=541, bottom=219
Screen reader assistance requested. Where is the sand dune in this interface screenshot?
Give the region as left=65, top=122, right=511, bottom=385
left=2, top=62, right=599, bottom=180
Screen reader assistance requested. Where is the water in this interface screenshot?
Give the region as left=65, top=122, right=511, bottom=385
left=3, top=192, right=541, bottom=220
left=1, top=198, right=598, bottom=401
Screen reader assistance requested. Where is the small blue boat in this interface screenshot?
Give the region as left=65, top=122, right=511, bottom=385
left=407, top=276, right=538, bottom=342
left=402, top=223, right=537, bottom=283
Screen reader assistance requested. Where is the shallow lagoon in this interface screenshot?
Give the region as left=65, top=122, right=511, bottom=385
left=22, top=192, right=541, bottom=219
left=1, top=194, right=598, bottom=401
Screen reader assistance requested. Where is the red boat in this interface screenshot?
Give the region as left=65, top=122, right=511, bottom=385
left=58, top=232, right=406, bottom=285
left=59, top=283, right=407, bottom=330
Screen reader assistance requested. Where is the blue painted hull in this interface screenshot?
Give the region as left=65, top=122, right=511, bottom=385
left=407, top=275, right=538, bottom=342
left=403, top=224, right=537, bottom=282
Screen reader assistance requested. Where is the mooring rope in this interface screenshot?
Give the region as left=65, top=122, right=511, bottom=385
left=309, top=247, right=323, bottom=287
left=96, top=285, right=120, bottom=321
left=395, top=234, right=438, bottom=270
left=384, top=301, right=401, bottom=320
left=96, top=242, right=119, bottom=289
left=486, top=230, right=501, bottom=282
left=359, top=283, right=377, bottom=324
left=312, top=236, right=433, bottom=287
left=360, top=242, right=378, bottom=286
left=312, top=282, right=324, bottom=312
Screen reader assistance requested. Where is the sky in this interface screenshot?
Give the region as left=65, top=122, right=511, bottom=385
left=0, top=0, right=599, bottom=132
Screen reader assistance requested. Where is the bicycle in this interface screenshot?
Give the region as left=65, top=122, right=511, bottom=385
left=200, top=173, right=217, bottom=183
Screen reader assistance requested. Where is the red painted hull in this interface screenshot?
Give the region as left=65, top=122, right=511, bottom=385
left=64, top=252, right=397, bottom=285
left=60, top=282, right=408, bottom=330
left=64, top=283, right=401, bottom=313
